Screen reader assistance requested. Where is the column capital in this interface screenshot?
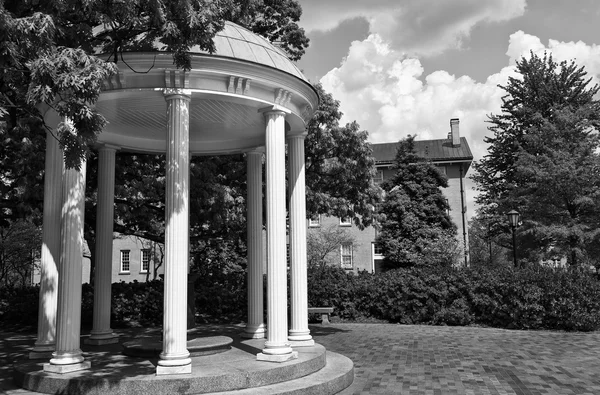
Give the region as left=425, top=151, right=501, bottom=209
left=286, top=131, right=308, bottom=140
left=258, top=105, right=291, bottom=116
left=245, top=147, right=265, bottom=155
left=163, top=88, right=192, bottom=101
left=97, top=144, right=120, bottom=152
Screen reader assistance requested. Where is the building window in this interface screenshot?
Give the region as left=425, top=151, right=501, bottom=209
left=438, top=165, right=447, bottom=175
left=120, top=250, right=130, bottom=273
left=141, top=249, right=151, bottom=273
left=374, top=169, right=384, bottom=184
left=340, top=243, right=353, bottom=270
left=308, top=215, right=321, bottom=227
left=339, top=217, right=351, bottom=226
left=373, top=242, right=384, bottom=257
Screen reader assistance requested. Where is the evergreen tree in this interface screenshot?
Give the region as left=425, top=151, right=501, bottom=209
left=472, top=52, right=600, bottom=266
left=377, top=136, right=457, bottom=269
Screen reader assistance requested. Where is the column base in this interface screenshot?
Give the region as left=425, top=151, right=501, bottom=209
left=29, top=343, right=55, bottom=360
left=43, top=361, right=91, bottom=374
left=289, top=339, right=315, bottom=347
left=241, top=325, right=266, bottom=339
left=29, top=350, right=54, bottom=360
left=156, top=360, right=192, bottom=376
left=257, top=351, right=298, bottom=363
left=85, top=332, right=119, bottom=345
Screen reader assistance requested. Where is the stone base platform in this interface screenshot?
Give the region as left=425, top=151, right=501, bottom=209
left=13, top=337, right=353, bottom=395
left=122, top=336, right=233, bottom=358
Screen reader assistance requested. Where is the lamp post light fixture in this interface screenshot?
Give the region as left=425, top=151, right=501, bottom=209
left=506, top=210, right=520, bottom=268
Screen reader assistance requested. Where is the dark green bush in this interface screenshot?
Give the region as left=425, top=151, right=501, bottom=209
left=2, top=264, right=600, bottom=332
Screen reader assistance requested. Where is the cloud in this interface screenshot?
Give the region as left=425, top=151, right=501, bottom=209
left=299, top=0, right=526, bottom=56
left=507, top=30, right=600, bottom=88
left=319, top=30, right=600, bottom=214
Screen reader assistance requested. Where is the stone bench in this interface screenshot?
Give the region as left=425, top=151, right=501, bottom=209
left=308, top=307, right=334, bottom=325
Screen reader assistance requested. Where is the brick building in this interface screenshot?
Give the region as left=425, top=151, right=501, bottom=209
left=308, top=118, right=473, bottom=273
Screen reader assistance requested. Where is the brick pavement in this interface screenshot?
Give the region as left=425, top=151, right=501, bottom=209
left=2, top=323, right=600, bottom=394
left=310, top=323, right=600, bottom=395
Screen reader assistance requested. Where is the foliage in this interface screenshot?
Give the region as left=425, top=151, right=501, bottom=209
left=468, top=214, right=512, bottom=268
left=305, top=83, right=382, bottom=230
left=0, top=220, right=41, bottom=288
left=307, top=224, right=356, bottom=268
left=0, top=0, right=309, bottom=171
left=472, top=52, right=600, bottom=266
left=225, top=0, right=309, bottom=61
left=376, top=135, right=457, bottom=269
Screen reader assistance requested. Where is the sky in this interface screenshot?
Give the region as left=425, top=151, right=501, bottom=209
left=294, top=0, right=600, bottom=218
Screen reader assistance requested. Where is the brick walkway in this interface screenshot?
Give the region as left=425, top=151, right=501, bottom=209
left=2, top=323, right=600, bottom=394
left=311, top=323, right=600, bottom=395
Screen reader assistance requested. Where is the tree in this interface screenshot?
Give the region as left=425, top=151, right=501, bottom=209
left=0, top=0, right=310, bottom=171
left=307, top=224, right=356, bottom=268
left=305, top=84, right=382, bottom=229
left=0, top=219, right=41, bottom=288
left=472, top=52, right=600, bottom=266
left=468, top=214, right=511, bottom=268
left=376, top=136, right=457, bottom=269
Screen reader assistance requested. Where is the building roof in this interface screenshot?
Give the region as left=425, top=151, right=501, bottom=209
left=372, top=137, right=473, bottom=164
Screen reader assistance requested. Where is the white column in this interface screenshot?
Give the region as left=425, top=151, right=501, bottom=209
left=30, top=126, right=63, bottom=359
left=44, top=138, right=90, bottom=373
left=287, top=133, right=314, bottom=347
left=257, top=108, right=297, bottom=362
left=86, top=145, right=119, bottom=345
left=157, top=88, right=192, bottom=375
left=242, top=149, right=266, bottom=339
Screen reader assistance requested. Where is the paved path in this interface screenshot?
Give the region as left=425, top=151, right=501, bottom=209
left=2, top=323, right=600, bottom=394
left=312, top=324, right=600, bottom=395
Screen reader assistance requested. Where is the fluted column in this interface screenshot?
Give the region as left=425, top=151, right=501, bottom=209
left=287, top=133, right=314, bottom=347
left=86, top=145, right=119, bottom=345
left=30, top=124, right=64, bottom=359
left=157, top=88, right=192, bottom=375
left=44, top=132, right=90, bottom=373
left=242, top=149, right=266, bottom=339
left=257, top=108, right=297, bottom=362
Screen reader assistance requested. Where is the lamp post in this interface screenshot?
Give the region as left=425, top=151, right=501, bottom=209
left=506, top=210, right=520, bottom=268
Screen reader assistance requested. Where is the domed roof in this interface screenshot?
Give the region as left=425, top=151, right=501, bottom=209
left=189, top=21, right=306, bottom=81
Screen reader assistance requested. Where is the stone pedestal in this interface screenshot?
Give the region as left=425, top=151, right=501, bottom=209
left=242, top=149, right=266, bottom=339
left=157, top=89, right=192, bottom=375
left=30, top=127, right=63, bottom=359
left=287, top=134, right=314, bottom=347
left=86, top=146, right=119, bottom=346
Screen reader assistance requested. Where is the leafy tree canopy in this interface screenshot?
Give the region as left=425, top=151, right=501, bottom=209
left=306, top=84, right=381, bottom=230
left=376, top=135, right=457, bottom=269
left=0, top=0, right=309, bottom=169
left=472, top=52, right=600, bottom=266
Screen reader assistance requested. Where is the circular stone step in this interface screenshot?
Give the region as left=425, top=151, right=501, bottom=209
left=122, top=336, right=233, bottom=358
left=14, top=340, right=333, bottom=395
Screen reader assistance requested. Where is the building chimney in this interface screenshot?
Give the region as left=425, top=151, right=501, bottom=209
left=450, top=118, right=460, bottom=147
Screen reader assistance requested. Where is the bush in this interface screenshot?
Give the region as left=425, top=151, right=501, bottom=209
left=2, top=264, right=600, bottom=332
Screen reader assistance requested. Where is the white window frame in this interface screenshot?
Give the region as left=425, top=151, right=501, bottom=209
left=340, top=243, right=353, bottom=270
left=120, top=250, right=130, bottom=273
left=339, top=217, right=351, bottom=227
left=140, top=249, right=151, bottom=273
left=372, top=242, right=385, bottom=273
left=308, top=215, right=321, bottom=227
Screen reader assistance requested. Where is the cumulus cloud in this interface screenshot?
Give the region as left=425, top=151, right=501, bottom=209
left=507, top=31, right=600, bottom=88
left=320, top=30, right=600, bottom=213
left=299, top=0, right=526, bottom=56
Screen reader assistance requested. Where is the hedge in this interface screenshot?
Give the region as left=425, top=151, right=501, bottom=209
left=2, top=265, right=600, bottom=331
